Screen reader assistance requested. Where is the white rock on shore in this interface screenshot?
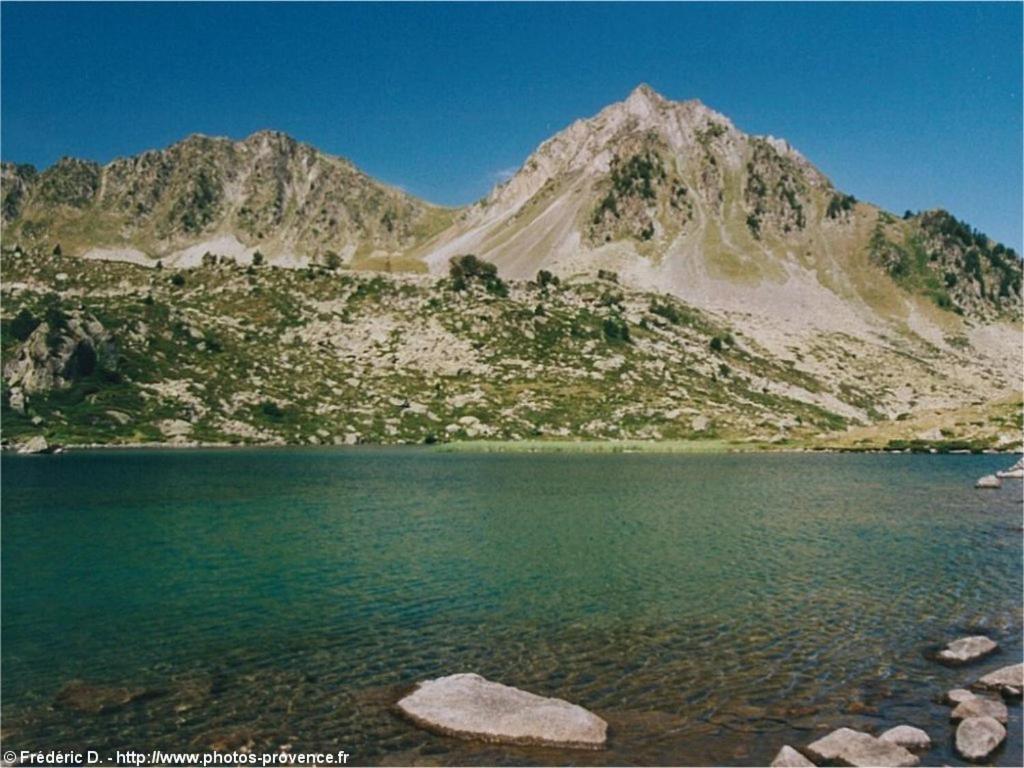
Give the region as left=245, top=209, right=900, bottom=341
left=974, top=474, right=1001, bottom=489
left=878, top=725, right=931, bottom=750
left=395, top=673, right=607, bottom=749
left=769, top=745, right=815, bottom=767
left=955, top=716, right=1006, bottom=761
left=17, top=435, right=49, bottom=454
left=937, top=635, right=998, bottom=665
left=805, top=727, right=919, bottom=767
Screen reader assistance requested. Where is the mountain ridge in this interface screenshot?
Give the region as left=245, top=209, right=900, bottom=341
left=1, top=85, right=1020, bottom=449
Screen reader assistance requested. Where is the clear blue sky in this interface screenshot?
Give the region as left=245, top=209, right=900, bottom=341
left=2, top=2, right=1021, bottom=250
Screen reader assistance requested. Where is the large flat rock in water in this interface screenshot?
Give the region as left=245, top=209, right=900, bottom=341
left=806, top=727, right=919, bottom=767
left=975, top=662, right=1023, bottom=697
left=395, top=673, right=607, bottom=749
left=937, top=635, right=997, bottom=665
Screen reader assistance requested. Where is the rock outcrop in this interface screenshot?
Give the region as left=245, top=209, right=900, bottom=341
left=974, top=474, right=1001, bottom=489
left=3, top=310, right=117, bottom=397
left=395, top=673, right=607, bottom=749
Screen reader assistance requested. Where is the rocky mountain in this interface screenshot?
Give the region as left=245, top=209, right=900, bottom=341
left=2, top=131, right=454, bottom=271
left=1, top=85, right=1020, bottom=449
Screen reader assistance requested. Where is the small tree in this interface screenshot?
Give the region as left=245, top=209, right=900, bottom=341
left=171, top=273, right=186, bottom=287
left=536, top=269, right=559, bottom=289
left=252, top=250, right=265, bottom=267
left=449, top=254, right=506, bottom=296
left=324, top=250, right=342, bottom=270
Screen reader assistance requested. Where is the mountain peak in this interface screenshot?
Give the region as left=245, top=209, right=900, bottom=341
left=623, top=83, right=667, bottom=115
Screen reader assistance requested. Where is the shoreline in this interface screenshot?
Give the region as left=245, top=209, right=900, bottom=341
left=2, top=437, right=1021, bottom=455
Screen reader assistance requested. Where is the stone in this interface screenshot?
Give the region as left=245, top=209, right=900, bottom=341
left=395, top=673, right=606, bottom=749
left=974, top=474, right=1001, bottom=488
left=996, top=458, right=1023, bottom=479
left=937, top=635, right=998, bottom=665
left=55, top=680, right=156, bottom=714
left=951, top=696, right=1008, bottom=724
left=805, top=727, right=919, bottom=767
left=9, top=387, right=25, bottom=415
left=879, top=725, right=932, bottom=750
left=955, top=716, right=1006, bottom=761
left=769, top=745, right=815, bottom=767
left=975, top=663, right=1024, bottom=697
left=17, top=435, right=49, bottom=454
left=945, top=688, right=977, bottom=705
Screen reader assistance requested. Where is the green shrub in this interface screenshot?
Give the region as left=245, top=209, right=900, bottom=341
left=170, top=273, right=186, bottom=287
left=449, top=254, right=507, bottom=296
left=603, top=316, right=630, bottom=343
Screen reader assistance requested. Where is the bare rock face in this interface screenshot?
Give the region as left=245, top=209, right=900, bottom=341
left=951, top=696, right=1008, bottom=724
left=395, top=673, right=607, bottom=749
left=975, top=663, right=1024, bottom=698
left=805, top=727, right=919, bottom=767
left=955, top=716, right=1006, bottom=761
left=974, top=474, right=1001, bottom=489
left=937, top=635, right=998, bottom=665
left=769, top=745, right=815, bottom=767
left=878, top=725, right=932, bottom=750
left=3, top=312, right=117, bottom=396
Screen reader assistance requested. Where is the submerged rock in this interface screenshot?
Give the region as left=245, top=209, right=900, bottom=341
left=974, top=474, right=1001, bottom=489
left=975, top=663, right=1024, bottom=698
left=878, top=725, right=931, bottom=750
left=805, top=727, right=919, bottom=767
left=955, top=716, right=1006, bottom=761
left=769, top=745, right=815, bottom=767
left=54, top=679, right=156, bottom=714
left=395, top=673, right=607, bottom=749
left=951, top=696, right=1008, bottom=724
left=937, top=635, right=998, bottom=665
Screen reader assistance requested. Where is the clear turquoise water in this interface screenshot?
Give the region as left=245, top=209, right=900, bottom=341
left=1, top=450, right=1021, bottom=766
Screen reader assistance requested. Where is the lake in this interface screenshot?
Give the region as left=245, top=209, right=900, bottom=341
left=1, top=450, right=1021, bottom=765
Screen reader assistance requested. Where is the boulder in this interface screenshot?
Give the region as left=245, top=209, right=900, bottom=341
left=878, top=725, right=931, bottom=750
left=395, top=673, right=607, bottom=749
left=974, top=474, right=1001, bottom=489
left=805, top=727, right=919, bottom=767
left=937, top=635, right=998, bottom=665
left=945, top=688, right=976, bottom=705
left=996, top=458, right=1023, bottom=479
left=951, top=696, right=1008, bottom=724
left=9, top=387, right=26, bottom=415
left=975, top=663, right=1024, bottom=697
left=955, top=716, right=1006, bottom=761
left=17, top=435, right=49, bottom=454
left=770, top=745, right=815, bottom=767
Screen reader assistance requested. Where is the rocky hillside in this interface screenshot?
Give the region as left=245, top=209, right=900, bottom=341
left=1, top=84, right=1020, bottom=450
left=420, top=86, right=1019, bottom=323
left=1, top=246, right=1020, bottom=451
left=2, top=131, right=453, bottom=271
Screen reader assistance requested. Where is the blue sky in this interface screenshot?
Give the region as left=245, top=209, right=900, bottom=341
left=2, top=2, right=1021, bottom=250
